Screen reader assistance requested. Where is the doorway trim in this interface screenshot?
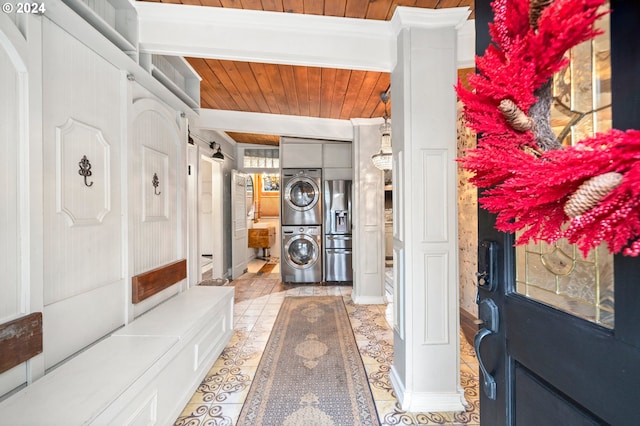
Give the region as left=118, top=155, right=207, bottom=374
left=198, top=154, right=224, bottom=283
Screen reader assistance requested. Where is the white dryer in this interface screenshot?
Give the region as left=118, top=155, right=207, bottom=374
left=281, top=225, right=322, bottom=283
left=281, top=169, right=322, bottom=225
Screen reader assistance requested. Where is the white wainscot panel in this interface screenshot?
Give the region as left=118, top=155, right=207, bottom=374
left=393, top=247, right=404, bottom=339
left=421, top=149, right=448, bottom=243
left=0, top=364, right=27, bottom=400
left=393, top=150, right=403, bottom=241
left=56, top=118, right=111, bottom=226
left=124, top=390, right=158, bottom=426
left=422, top=252, right=449, bottom=344
left=142, top=146, right=169, bottom=222
left=363, top=229, right=381, bottom=275
left=363, top=181, right=380, bottom=227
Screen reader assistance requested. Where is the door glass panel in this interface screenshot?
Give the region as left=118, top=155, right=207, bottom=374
left=516, top=241, right=614, bottom=328
left=289, top=238, right=316, bottom=266
left=290, top=182, right=316, bottom=208
left=516, top=3, right=614, bottom=328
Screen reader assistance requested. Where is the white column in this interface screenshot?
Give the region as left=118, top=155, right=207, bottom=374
left=351, top=119, right=386, bottom=305
left=389, top=7, right=470, bottom=412
left=186, top=143, right=199, bottom=287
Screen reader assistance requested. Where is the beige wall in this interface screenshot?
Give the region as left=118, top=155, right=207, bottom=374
left=457, top=101, right=478, bottom=317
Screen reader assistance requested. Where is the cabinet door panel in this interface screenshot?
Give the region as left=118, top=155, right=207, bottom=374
left=323, top=143, right=352, bottom=168
left=281, top=143, right=322, bottom=167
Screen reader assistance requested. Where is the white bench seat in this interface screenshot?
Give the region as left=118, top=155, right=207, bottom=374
left=0, top=286, right=234, bottom=425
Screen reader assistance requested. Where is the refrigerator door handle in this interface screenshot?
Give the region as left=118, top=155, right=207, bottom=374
left=325, top=235, right=353, bottom=249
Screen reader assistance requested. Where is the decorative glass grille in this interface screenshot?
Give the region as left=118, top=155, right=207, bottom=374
left=515, top=4, right=614, bottom=328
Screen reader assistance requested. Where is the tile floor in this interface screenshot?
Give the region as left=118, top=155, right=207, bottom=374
left=175, top=259, right=480, bottom=425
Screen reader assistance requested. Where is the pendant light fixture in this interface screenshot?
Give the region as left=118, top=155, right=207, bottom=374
left=371, top=91, right=392, bottom=171
left=210, top=141, right=225, bottom=162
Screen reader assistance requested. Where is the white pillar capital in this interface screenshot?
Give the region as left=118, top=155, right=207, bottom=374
left=391, top=6, right=471, bottom=35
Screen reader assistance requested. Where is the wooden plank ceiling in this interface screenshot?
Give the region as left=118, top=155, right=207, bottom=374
left=141, top=0, right=475, bottom=145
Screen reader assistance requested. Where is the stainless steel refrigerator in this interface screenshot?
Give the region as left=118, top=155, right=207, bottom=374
left=324, top=180, right=353, bottom=282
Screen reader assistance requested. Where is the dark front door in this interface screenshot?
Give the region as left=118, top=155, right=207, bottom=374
left=475, top=1, right=640, bottom=424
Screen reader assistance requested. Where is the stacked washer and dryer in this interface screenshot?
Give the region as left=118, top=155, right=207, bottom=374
left=281, top=169, right=323, bottom=283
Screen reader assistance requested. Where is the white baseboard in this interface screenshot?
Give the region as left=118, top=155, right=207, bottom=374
left=390, top=365, right=466, bottom=413
left=351, top=294, right=386, bottom=305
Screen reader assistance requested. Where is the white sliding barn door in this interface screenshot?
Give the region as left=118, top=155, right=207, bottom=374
left=41, top=19, right=124, bottom=368
left=231, top=170, right=248, bottom=279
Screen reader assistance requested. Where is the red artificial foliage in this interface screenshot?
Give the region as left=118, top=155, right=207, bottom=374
left=457, top=0, right=640, bottom=257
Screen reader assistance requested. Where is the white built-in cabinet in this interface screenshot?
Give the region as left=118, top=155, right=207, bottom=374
left=0, top=10, right=29, bottom=396
left=128, top=95, right=186, bottom=319
left=323, top=143, right=352, bottom=168
left=139, top=53, right=201, bottom=109
left=42, top=18, right=125, bottom=369
left=62, top=0, right=138, bottom=58
left=323, top=142, right=353, bottom=180
left=0, top=0, right=218, bottom=412
left=280, top=142, right=323, bottom=168
left=280, top=137, right=353, bottom=172
left=62, top=0, right=201, bottom=109
left=0, top=44, right=20, bottom=311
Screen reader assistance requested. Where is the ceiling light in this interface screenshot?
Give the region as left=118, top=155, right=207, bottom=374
left=371, top=91, right=392, bottom=171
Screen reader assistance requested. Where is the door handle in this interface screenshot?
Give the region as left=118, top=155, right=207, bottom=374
left=474, top=298, right=499, bottom=400
left=478, top=240, right=498, bottom=292
left=474, top=328, right=497, bottom=400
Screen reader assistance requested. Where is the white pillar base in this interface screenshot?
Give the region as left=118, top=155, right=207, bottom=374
left=390, top=365, right=467, bottom=413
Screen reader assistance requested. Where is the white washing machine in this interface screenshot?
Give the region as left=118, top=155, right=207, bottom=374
left=281, top=225, right=322, bottom=283
left=281, top=169, right=322, bottom=225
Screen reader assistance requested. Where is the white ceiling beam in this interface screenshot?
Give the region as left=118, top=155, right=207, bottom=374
left=135, top=3, right=475, bottom=72
left=197, top=109, right=354, bottom=141
left=135, top=2, right=393, bottom=72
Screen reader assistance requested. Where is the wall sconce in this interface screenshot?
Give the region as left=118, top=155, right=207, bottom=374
left=210, top=141, right=225, bottom=162
left=371, top=91, right=392, bottom=171
left=188, top=127, right=194, bottom=145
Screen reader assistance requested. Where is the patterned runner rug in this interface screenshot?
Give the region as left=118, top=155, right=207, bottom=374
left=236, top=296, right=380, bottom=426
